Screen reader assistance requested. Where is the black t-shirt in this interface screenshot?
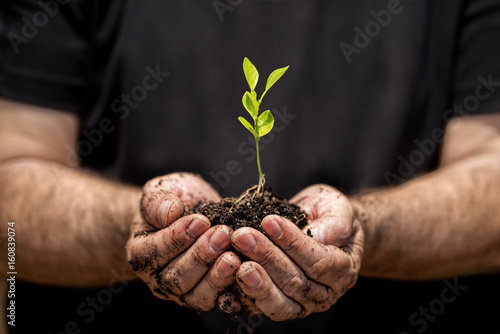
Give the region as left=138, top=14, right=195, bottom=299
left=1, top=0, right=500, bottom=333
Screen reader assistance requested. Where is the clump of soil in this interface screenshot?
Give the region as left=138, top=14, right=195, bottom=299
left=190, top=187, right=308, bottom=232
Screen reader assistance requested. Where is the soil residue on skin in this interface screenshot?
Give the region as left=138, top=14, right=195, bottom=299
left=190, top=187, right=308, bottom=233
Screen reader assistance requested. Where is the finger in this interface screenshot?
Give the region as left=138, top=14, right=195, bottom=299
left=236, top=262, right=305, bottom=321
left=290, top=184, right=352, bottom=219
left=288, top=185, right=322, bottom=219
left=126, top=213, right=210, bottom=274
left=231, top=227, right=334, bottom=314
left=141, top=190, right=185, bottom=229
left=261, top=215, right=352, bottom=285
left=290, top=185, right=353, bottom=246
left=305, top=215, right=352, bottom=247
left=218, top=292, right=241, bottom=314
left=183, top=251, right=242, bottom=312
left=156, top=225, right=232, bottom=297
left=144, top=173, right=221, bottom=207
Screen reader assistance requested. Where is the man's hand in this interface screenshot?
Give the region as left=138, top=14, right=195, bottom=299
left=231, top=185, right=364, bottom=321
left=126, top=173, right=242, bottom=312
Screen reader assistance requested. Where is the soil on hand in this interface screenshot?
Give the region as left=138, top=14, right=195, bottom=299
left=190, top=187, right=308, bottom=233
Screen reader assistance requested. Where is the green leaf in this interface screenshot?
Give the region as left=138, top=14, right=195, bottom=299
left=257, top=110, right=274, bottom=137
left=242, top=91, right=259, bottom=120
left=265, top=65, right=289, bottom=92
left=243, top=57, right=259, bottom=92
left=238, top=117, right=257, bottom=136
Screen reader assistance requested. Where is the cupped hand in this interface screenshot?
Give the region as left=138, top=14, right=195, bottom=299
left=125, top=173, right=241, bottom=312
left=231, top=184, right=364, bottom=321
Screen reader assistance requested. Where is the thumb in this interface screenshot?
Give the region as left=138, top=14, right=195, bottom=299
left=304, top=214, right=353, bottom=247
left=144, top=173, right=221, bottom=207
left=141, top=190, right=184, bottom=229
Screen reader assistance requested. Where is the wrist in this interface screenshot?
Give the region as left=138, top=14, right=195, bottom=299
left=349, top=193, right=382, bottom=276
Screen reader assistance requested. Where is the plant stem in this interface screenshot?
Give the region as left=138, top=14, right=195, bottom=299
left=258, top=90, right=267, bottom=104
left=255, top=137, right=262, bottom=181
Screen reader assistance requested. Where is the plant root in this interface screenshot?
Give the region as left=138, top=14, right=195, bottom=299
left=229, top=176, right=266, bottom=212
left=253, top=175, right=266, bottom=200
left=230, top=185, right=258, bottom=212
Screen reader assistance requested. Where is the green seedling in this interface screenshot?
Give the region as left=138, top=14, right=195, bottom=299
left=239, top=57, right=289, bottom=195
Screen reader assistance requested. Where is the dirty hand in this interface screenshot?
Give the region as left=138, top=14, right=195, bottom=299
left=126, top=173, right=241, bottom=312
left=231, top=184, right=364, bottom=321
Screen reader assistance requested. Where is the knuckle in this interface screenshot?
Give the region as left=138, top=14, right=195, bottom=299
left=255, top=250, right=278, bottom=268
left=146, top=280, right=171, bottom=301
left=166, top=229, right=189, bottom=254
left=271, top=304, right=304, bottom=322
left=206, top=274, right=224, bottom=292
left=182, top=294, right=214, bottom=312
left=194, top=301, right=214, bottom=312
left=314, top=294, right=337, bottom=313
left=157, top=267, right=186, bottom=295
left=343, top=273, right=358, bottom=291
left=309, top=258, right=330, bottom=280
left=280, top=273, right=307, bottom=297
left=279, top=234, right=305, bottom=254
left=336, top=223, right=352, bottom=240
left=126, top=240, right=157, bottom=273
left=190, top=244, right=214, bottom=268
left=252, top=282, right=274, bottom=302
left=325, top=287, right=338, bottom=305
left=305, top=286, right=337, bottom=313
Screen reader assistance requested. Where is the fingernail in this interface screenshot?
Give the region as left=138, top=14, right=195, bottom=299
left=263, top=217, right=282, bottom=238
left=217, top=257, right=237, bottom=278
left=210, top=228, right=231, bottom=252
left=186, top=219, right=209, bottom=238
left=238, top=267, right=262, bottom=288
left=233, top=231, right=256, bottom=253
left=157, top=201, right=173, bottom=226
left=308, top=226, right=325, bottom=244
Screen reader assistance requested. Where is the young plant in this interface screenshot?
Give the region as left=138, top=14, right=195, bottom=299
left=239, top=57, right=289, bottom=195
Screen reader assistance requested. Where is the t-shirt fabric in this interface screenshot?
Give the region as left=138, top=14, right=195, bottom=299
left=1, top=0, right=500, bottom=333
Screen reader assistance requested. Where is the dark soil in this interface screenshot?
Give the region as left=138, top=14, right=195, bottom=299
left=190, top=187, right=308, bottom=233
left=190, top=187, right=308, bottom=322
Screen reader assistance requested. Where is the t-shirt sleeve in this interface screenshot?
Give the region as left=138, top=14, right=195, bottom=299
left=0, top=0, right=125, bottom=115
left=453, top=0, right=500, bottom=114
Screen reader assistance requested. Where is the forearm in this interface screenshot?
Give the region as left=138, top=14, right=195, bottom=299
left=0, top=158, right=141, bottom=287
left=354, top=153, right=500, bottom=280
